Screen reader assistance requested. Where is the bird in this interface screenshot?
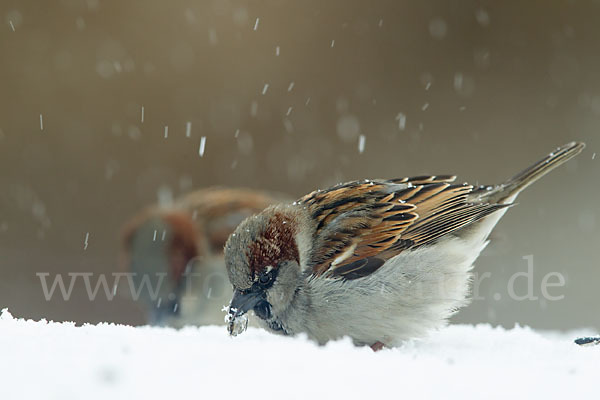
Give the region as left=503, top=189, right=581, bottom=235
left=224, top=142, right=585, bottom=349
left=120, top=187, right=287, bottom=327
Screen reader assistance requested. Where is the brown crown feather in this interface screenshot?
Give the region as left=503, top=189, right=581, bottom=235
left=247, top=212, right=299, bottom=277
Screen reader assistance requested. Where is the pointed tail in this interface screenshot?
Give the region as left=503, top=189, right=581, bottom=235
left=485, top=141, right=585, bottom=204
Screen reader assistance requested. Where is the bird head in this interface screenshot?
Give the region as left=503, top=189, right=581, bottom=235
left=224, top=206, right=304, bottom=335
left=121, top=209, right=198, bottom=325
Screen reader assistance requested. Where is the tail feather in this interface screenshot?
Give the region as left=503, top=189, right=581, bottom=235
left=460, top=141, right=585, bottom=244
left=479, top=141, right=585, bottom=204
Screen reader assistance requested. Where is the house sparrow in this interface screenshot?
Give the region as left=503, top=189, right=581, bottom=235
left=121, top=187, right=287, bottom=327
left=224, top=142, right=585, bottom=348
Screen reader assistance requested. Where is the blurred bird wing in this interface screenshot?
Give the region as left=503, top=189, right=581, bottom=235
left=175, top=187, right=282, bottom=216
left=176, top=187, right=286, bottom=252
left=299, top=175, right=509, bottom=280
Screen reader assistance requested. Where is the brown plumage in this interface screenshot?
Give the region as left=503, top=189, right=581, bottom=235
left=302, top=176, right=509, bottom=279
left=247, top=212, right=299, bottom=278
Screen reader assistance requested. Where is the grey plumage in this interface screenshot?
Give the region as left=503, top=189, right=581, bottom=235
left=225, top=142, right=585, bottom=347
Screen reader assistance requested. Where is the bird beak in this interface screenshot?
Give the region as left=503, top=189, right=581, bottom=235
left=228, top=289, right=262, bottom=319
left=227, top=289, right=263, bottom=336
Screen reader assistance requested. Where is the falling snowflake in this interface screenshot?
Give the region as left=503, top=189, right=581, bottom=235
left=199, top=136, right=206, bottom=157
left=358, top=135, right=366, bottom=154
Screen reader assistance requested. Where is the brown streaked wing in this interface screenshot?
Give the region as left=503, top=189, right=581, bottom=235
left=300, top=177, right=509, bottom=280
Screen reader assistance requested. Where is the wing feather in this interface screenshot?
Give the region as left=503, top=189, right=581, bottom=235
left=300, top=176, right=509, bottom=280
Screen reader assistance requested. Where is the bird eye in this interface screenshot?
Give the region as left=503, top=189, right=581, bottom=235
left=258, top=272, right=272, bottom=285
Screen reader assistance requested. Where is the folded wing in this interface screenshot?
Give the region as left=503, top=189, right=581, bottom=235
left=299, top=175, right=509, bottom=280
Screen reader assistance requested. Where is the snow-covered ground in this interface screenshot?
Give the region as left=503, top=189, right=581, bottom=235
left=1, top=309, right=597, bottom=400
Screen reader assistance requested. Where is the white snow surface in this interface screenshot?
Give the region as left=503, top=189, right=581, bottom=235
left=0, top=310, right=597, bottom=400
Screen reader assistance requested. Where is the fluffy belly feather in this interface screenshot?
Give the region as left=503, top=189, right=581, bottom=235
left=302, top=234, right=490, bottom=346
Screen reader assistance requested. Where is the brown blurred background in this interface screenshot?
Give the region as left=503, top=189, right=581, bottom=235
left=0, top=0, right=598, bottom=330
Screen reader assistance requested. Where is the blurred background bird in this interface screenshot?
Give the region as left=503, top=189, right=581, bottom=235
left=120, top=187, right=289, bottom=327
